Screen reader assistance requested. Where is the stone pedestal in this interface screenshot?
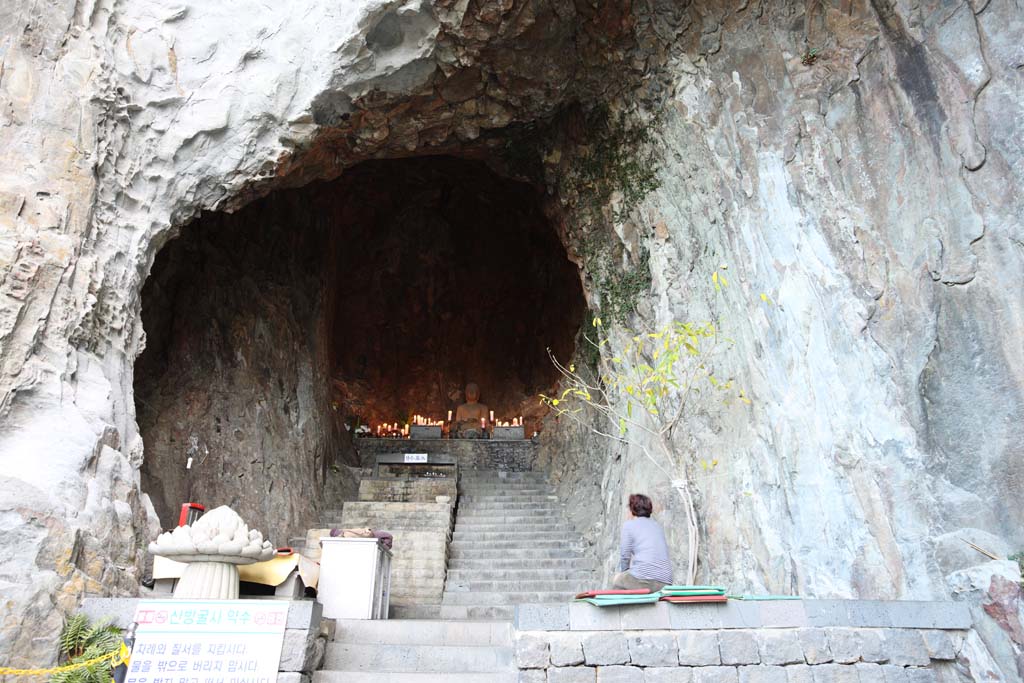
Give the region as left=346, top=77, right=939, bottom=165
left=174, top=561, right=241, bottom=600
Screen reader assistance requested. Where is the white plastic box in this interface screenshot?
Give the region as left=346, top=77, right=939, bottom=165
left=317, top=537, right=392, bottom=619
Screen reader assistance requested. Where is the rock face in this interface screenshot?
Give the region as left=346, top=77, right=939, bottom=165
left=1, top=0, right=1022, bottom=677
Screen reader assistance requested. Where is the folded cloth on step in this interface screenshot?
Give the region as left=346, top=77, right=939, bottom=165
left=575, top=589, right=654, bottom=599
left=660, top=595, right=728, bottom=603
left=577, top=593, right=663, bottom=606
left=660, top=585, right=727, bottom=596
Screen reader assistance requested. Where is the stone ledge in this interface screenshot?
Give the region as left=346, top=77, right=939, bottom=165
left=513, top=600, right=972, bottom=632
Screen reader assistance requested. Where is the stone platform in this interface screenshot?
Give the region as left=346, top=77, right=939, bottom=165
left=513, top=599, right=973, bottom=681
left=356, top=437, right=537, bottom=471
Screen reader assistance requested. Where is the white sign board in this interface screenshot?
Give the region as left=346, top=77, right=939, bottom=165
left=403, top=453, right=428, bottom=463
left=127, top=599, right=288, bottom=683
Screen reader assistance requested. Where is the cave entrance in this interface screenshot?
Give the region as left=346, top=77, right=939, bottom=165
left=134, top=155, right=585, bottom=537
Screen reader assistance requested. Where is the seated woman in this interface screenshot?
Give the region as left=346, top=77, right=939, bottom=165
left=612, top=493, right=673, bottom=592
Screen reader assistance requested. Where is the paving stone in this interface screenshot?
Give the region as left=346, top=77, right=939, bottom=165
left=737, top=665, right=787, bottom=683
left=803, top=601, right=850, bottom=628
left=678, top=631, right=722, bottom=666
left=275, top=674, right=309, bottom=683
left=824, top=629, right=862, bottom=664
left=550, top=667, right=597, bottom=683
left=760, top=602, right=809, bottom=628
left=572, top=603, right=622, bottom=630
left=784, top=664, right=814, bottom=683
left=903, top=669, right=937, bottom=683
left=644, top=667, right=695, bottom=682
left=719, top=601, right=763, bottom=629
left=692, top=667, right=740, bottom=683
left=758, top=631, right=804, bottom=665
left=883, top=630, right=931, bottom=667
left=920, top=630, right=956, bottom=660
left=719, top=631, right=761, bottom=665
left=880, top=665, right=909, bottom=683
left=670, top=605, right=724, bottom=630
left=550, top=633, right=586, bottom=667
left=597, top=665, right=644, bottom=682
left=854, top=662, right=883, bottom=680
left=796, top=629, right=832, bottom=665
left=583, top=633, right=630, bottom=666
left=279, top=629, right=324, bottom=672
left=859, top=629, right=889, bottom=664
left=627, top=634, right=678, bottom=667
left=518, top=634, right=551, bottom=668
left=518, top=604, right=572, bottom=631
left=621, top=603, right=672, bottom=630
left=520, top=670, right=548, bottom=683
left=809, top=664, right=859, bottom=683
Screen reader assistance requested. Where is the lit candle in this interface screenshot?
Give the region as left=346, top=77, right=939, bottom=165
left=519, top=416, right=523, bottom=427
left=448, top=410, right=453, bottom=422
left=480, top=417, right=486, bottom=429
left=489, top=410, right=494, bottom=423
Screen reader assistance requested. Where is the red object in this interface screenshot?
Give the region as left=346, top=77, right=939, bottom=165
left=276, top=547, right=294, bottom=555
left=574, top=589, right=653, bottom=599
left=660, top=595, right=729, bottom=603
left=178, top=503, right=205, bottom=527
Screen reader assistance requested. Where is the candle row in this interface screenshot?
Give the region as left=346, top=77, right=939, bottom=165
left=412, top=414, right=444, bottom=426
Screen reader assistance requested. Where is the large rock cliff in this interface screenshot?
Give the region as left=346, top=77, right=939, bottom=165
left=1, top=0, right=1021, bottom=676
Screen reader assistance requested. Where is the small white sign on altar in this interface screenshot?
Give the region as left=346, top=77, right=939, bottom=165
left=127, top=599, right=288, bottom=683
left=403, top=453, right=428, bottom=463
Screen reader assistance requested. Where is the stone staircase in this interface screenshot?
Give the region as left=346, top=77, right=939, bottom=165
left=440, top=469, right=598, bottom=620
left=314, top=619, right=516, bottom=682
left=314, top=468, right=597, bottom=679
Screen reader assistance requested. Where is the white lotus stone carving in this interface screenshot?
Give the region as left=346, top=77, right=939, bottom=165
left=149, top=506, right=275, bottom=599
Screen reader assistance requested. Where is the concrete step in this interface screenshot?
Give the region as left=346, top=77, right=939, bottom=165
left=455, top=512, right=561, bottom=521
left=458, top=487, right=555, bottom=495
left=441, top=590, right=575, bottom=605
left=449, top=539, right=584, bottom=551
left=315, top=674, right=516, bottom=683
left=439, top=604, right=516, bottom=620
left=333, top=619, right=511, bottom=646
left=444, top=579, right=583, bottom=593
left=447, top=556, right=596, bottom=569
left=315, top=673, right=516, bottom=683
left=456, top=508, right=561, bottom=517
left=453, top=519, right=570, bottom=529
left=458, top=500, right=560, bottom=510
left=323, top=643, right=512, bottom=673
left=458, top=497, right=561, bottom=507
left=446, top=567, right=595, bottom=582
left=451, top=528, right=573, bottom=539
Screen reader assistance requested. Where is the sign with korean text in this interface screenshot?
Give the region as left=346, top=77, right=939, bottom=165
left=127, top=599, right=289, bottom=683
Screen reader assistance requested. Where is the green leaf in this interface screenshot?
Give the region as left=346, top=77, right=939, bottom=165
left=619, top=418, right=627, bottom=435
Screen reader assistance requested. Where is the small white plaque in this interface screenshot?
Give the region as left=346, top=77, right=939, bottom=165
left=403, top=453, right=429, bottom=463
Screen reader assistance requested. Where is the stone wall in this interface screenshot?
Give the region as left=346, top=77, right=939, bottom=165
left=358, top=477, right=457, bottom=503
left=357, top=438, right=538, bottom=472
left=340, top=501, right=453, bottom=611
left=513, top=599, right=977, bottom=681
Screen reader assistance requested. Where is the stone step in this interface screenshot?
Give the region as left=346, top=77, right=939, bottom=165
left=456, top=506, right=561, bottom=516
left=444, top=579, right=583, bottom=593
left=460, top=499, right=565, bottom=509
left=458, top=487, right=555, bottom=495
left=323, top=643, right=512, bottom=673
left=439, top=605, right=516, bottom=620
left=449, top=539, right=584, bottom=551
left=332, top=619, right=511, bottom=646
left=454, top=518, right=569, bottom=528
left=451, top=528, right=573, bottom=539
left=447, top=556, right=596, bottom=569
left=446, top=567, right=595, bottom=582
left=458, top=495, right=559, bottom=504
left=441, top=590, right=574, bottom=605
left=315, top=673, right=516, bottom=683
left=455, top=512, right=561, bottom=521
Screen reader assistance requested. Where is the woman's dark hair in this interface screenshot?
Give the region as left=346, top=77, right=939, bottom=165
left=628, top=494, right=653, bottom=518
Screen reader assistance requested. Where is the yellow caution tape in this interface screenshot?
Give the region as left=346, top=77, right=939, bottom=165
left=0, top=642, right=129, bottom=677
